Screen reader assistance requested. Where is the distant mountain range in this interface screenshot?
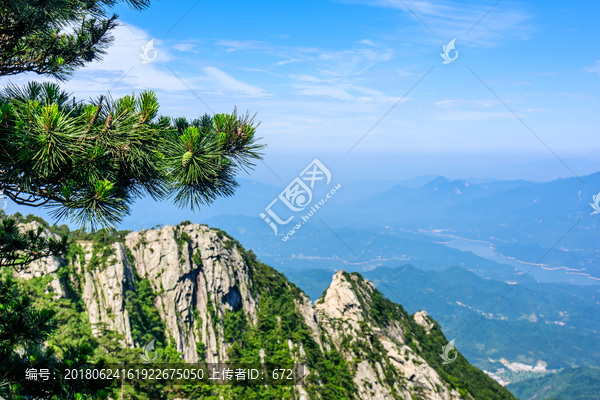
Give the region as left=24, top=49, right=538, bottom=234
left=11, top=171, right=599, bottom=285
left=101, top=171, right=600, bottom=285
left=327, top=172, right=600, bottom=285
left=9, top=171, right=599, bottom=284
left=203, top=214, right=524, bottom=281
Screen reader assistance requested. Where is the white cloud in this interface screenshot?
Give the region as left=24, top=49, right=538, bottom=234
left=214, top=40, right=270, bottom=52
left=583, top=61, right=600, bottom=76
left=337, top=0, right=532, bottom=47
left=0, top=24, right=271, bottom=103
left=292, top=74, right=408, bottom=102
left=395, top=66, right=420, bottom=77
left=294, top=84, right=355, bottom=100
left=80, top=25, right=174, bottom=72
left=313, top=48, right=394, bottom=77
left=291, top=75, right=326, bottom=83
left=358, top=39, right=377, bottom=46
left=19, top=24, right=183, bottom=97
left=438, top=111, right=513, bottom=121
left=173, top=43, right=198, bottom=52
left=199, top=67, right=270, bottom=98
left=275, top=58, right=302, bottom=66
left=435, top=99, right=499, bottom=108
left=435, top=99, right=460, bottom=108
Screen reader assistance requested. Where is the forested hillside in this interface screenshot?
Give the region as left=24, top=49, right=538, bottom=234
left=507, top=367, right=600, bottom=400
left=9, top=216, right=516, bottom=399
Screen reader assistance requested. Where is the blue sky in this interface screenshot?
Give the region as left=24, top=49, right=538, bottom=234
left=2, top=0, right=600, bottom=184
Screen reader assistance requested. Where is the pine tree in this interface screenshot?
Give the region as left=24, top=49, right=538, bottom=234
left=0, top=216, right=111, bottom=399
left=0, top=0, right=150, bottom=80
left=0, top=82, right=263, bottom=230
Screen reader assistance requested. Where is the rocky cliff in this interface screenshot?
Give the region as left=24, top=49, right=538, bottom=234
left=18, top=221, right=515, bottom=400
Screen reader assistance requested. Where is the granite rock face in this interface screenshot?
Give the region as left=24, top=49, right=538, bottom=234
left=16, top=222, right=65, bottom=299
left=125, top=224, right=257, bottom=363
left=76, top=241, right=136, bottom=346
left=17, top=223, right=260, bottom=363
left=314, top=272, right=461, bottom=400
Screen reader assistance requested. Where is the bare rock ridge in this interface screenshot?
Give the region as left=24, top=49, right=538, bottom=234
left=19, top=222, right=516, bottom=400
left=314, top=272, right=461, bottom=400
left=125, top=224, right=257, bottom=363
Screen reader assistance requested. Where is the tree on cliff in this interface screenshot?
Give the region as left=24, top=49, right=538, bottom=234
left=0, top=1, right=264, bottom=399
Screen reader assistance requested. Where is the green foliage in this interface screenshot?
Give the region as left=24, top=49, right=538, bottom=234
left=126, top=247, right=136, bottom=267
left=404, top=310, right=516, bottom=400
left=85, top=272, right=187, bottom=400
left=0, top=213, right=183, bottom=399
left=86, top=241, right=115, bottom=272
left=335, top=271, right=516, bottom=400
left=0, top=3, right=265, bottom=399
left=175, top=229, right=193, bottom=256
left=58, top=261, right=87, bottom=312
left=212, top=228, right=240, bottom=251
left=335, top=273, right=403, bottom=397
left=234, top=246, right=357, bottom=399
left=0, top=83, right=264, bottom=229
left=196, top=341, right=207, bottom=361
left=125, top=276, right=166, bottom=348
left=343, top=271, right=405, bottom=327
left=2, top=218, right=522, bottom=399
left=0, top=0, right=150, bottom=80
left=68, top=228, right=132, bottom=243
left=15, top=272, right=94, bottom=350
left=206, top=294, right=218, bottom=329
left=1, top=274, right=110, bottom=400
left=223, top=309, right=247, bottom=343
left=192, top=249, right=203, bottom=266
left=283, top=264, right=600, bottom=372
left=0, top=217, right=68, bottom=270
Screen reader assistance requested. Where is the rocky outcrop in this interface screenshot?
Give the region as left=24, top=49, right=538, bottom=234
left=16, top=222, right=65, bottom=298
left=295, top=293, right=322, bottom=351
left=125, top=224, right=257, bottom=362
left=75, top=241, right=136, bottom=346
left=315, top=272, right=461, bottom=400
left=414, top=310, right=436, bottom=333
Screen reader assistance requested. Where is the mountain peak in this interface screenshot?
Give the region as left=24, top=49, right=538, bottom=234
left=314, top=271, right=367, bottom=321
left=314, top=270, right=465, bottom=399
left=424, top=176, right=451, bottom=187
